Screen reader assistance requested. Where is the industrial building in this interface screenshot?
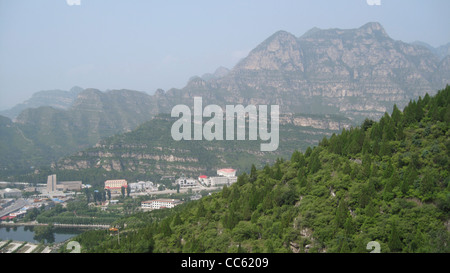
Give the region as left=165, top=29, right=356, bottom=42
left=0, top=188, right=22, bottom=198
left=141, top=199, right=182, bottom=210
left=46, top=174, right=82, bottom=193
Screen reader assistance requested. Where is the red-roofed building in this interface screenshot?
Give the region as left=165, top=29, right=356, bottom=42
left=217, top=168, right=236, bottom=177
left=198, top=175, right=208, bottom=185
left=1, top=215, right=16, bottom=221
left=104, top=179, right=128, bottom=194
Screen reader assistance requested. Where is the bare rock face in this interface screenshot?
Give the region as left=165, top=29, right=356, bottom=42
left=166, top=22, right=449, bottom=123
left=237, top=31, right=304, bottom=72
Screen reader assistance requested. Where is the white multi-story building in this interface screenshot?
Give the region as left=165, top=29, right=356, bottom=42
left=129, top=181, right=155, bottom=192
left=203, top=168, right=238, bottom=187
left=141, top=199, right=182, bottom=210
left=209, top=176, right=238, bottom=186
left=176, top=177, right=198, bottom=188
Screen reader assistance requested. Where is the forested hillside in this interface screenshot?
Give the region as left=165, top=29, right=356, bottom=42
left=69, top=86, right=449, bottom=253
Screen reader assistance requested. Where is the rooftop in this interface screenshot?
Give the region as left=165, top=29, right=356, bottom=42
left=218, top=168, right=236, bottom=173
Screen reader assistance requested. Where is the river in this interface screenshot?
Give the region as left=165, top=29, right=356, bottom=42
left=0, top=226, right=84, bottom=244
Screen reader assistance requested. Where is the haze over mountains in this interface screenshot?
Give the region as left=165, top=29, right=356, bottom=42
left=0, top=86, right=84, bottom=120
left=0, top=22, right=449, bottom=179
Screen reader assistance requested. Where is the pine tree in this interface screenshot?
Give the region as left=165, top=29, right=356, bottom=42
left=344, top=217, right=355, bottom=238
left=362, top=135, right=371, bottom=154
left=237, top=173, right=249, bottom=186
left=297, top=166, right=307, bottom=188
left=339, top=237, right=351, bottom=253
left=401, top=163, right=417, bottom=194
left=161, top=218, right=172, bottom=237
left=362, top=154, right=372, bottom=178
left=222, top=184, right=230, bottom=199
left=383, top=159, right=394, bottom=179
left=263, top=164, right=273, bottom=177
left=335, top=199, right=349, bottom=228
left=196, top=201, right=206, bottom=218
left=274, top=164, right=282, bottom=180
left=372, top=139, right=380, bottom=156
left=388, top=221, right=403, bottom=252
left=250, top=164, right=257, bottom=183
left=380, top=135, right=391, bottom=157
left=343, top=161, right=352, bottom=175
left=172, top=213, right=182, bottom=226
left=308, top=149, right=321, bottom=174
left=420, top=168, right=435, bottom=197
left=391, top=104, right=402, bottom=126
left=305, top=146, right=313, bottom=157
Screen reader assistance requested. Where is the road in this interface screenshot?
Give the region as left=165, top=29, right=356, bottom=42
left=0, top=198, right=28, bottom=218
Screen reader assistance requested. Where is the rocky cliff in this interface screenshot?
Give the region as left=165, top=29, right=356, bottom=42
left=162, top=22, right=449, bottom=122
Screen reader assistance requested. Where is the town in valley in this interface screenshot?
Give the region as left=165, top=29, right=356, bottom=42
left=0, top=168, right=237, bottom=253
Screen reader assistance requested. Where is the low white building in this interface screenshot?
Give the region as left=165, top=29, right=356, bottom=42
left=141, top=199, right=182, bottom=210
left=176, top=177, right=198, bottom=188
left=209, top=176, right=237, bottom=187
left=129, top=181, right=155, bottom=192
left=0, top=188, right=22, bottom=198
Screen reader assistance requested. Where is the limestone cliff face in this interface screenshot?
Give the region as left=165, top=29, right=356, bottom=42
left=164, top=22, right=449, bottom=123
left=280, top=114, right=352, bottom=131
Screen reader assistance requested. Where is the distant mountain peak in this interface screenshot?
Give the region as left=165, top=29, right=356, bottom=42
left=213, top=66, right=230, bottom=78
left=69, top=86, right=84, bottom=94
left=300, top=27, right=322, bottom=38
left=264, top=30, right=298, bottom=45
left=199, top=66, right=230, bottom=81
left=235, top=30, right=302, bottom=71
left=358, top=21, right=388, bottom=37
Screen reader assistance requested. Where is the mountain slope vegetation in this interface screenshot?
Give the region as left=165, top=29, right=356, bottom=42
left=70, top=86, right=450, bottom=253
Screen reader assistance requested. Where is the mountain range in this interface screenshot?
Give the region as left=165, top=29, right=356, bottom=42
left=1, top=22, right=449, bottom=179
left=0, top=86, right=84, bottom=120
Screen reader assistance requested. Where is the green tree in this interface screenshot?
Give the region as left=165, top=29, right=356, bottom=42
left=250, top=164, right=257, bottom=183
left=196, top=201, right=206, bottom=218
left=391, top=104, right=402, bottom=126
left=388, top=221, right=403, bottom=252
left=335, top=199, right=349, bottom=229
left=172, top=213, right=182, bottom=226
left=126, top=185, right=131, bottom=197
left=222, top=184, right=230, bottom=199
left=33, top=224, right=55, bottom=244
left=420, top=168, right=435, bottom=197
left=308, top=149, right=321, bottom=174
left=161, top=218, right=172, bottom=237
left=297, top=167, right=307, bottom=188
left=121, top=186, right=126, bottom=198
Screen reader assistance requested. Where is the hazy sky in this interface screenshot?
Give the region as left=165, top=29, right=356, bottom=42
left=0, top=0, right=449, bottom=110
